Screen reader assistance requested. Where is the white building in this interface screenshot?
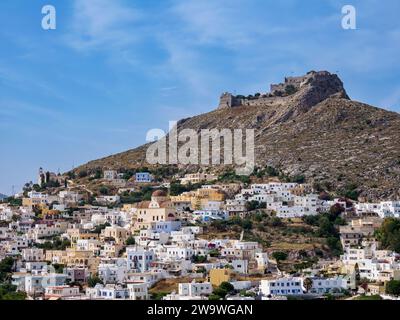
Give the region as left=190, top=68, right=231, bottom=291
left=308, top=277, right=347, bottom=294
left=232, top=259, right=248, bottom=274
left=127, top=282, right=149, bottom=300
left=165, top=246, right=194, bottom=260
left=126, top=247, right=154, bottom=272
left=180, top=173, right=217, bottom=185
left=45, top=286, right=81, bottom=300
left=95, top=196, right=120, bottom=205
left=178, top=281, right=213, bottom=297
left=87, top=284, right=129, bottom=300
left=276, top=206, right=306, bottom=218
left=104, top=170, right=118, bottom=181
left=98, top=260, right=127, bottom=284
left=13, top=273, right=68, bottom=295
left=135, top=172, right=153, bottom=183
left=355, top=201, right=400, bottom=218
left=22, top=248, right=45, bottom=262
left=341, top=241, right=400, bottom=282
left=260, top=277, right=303, bottom=296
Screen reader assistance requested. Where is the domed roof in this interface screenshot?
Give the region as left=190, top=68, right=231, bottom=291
left=152, top=190, right=167, bottom=197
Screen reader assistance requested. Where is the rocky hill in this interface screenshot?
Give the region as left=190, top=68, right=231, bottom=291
left=75, top=71, right=400, bottom=200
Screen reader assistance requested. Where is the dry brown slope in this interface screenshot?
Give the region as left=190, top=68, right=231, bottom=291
left=76, top=71, right=400, bottom=200
left=78, top=97, right=400, bottom=200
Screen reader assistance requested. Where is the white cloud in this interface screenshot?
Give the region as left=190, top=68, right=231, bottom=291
left=171, top=0, right=288, bottom=47
left=65, top=0, right=142, bottom=51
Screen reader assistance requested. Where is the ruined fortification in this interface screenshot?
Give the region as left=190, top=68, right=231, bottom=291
left=218, top=71, right=349, bottom=110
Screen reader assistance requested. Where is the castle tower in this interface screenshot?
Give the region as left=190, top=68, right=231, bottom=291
left=38, top=167, right=45, bottom=185
left=218, top=92, right=234, bottom=109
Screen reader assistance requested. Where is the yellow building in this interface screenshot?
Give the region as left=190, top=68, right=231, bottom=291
left=133, top=190, right=176, bottom=231
left=45, top=249, right=100, bottom=274
left=368, top=283, right=386, bottom=296
left=180, top=173, right=217, bottom=185
left=209, top=268, right=232, bottom=287
left=22, top=198, right=48, bottom=208
left=67, top=228, right=81, bottom=244
left=122, top=204, right=137, bottom=212
left=289, top=184, right=313, bottom=196
left=100, top=226, right=130, bottom=244
left=171, top=188, right=225, bottom=210
left=67, top=228, right=99, bottom=248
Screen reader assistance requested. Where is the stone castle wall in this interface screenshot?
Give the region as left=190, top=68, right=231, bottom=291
left=217, top=71, right=345, bottom=110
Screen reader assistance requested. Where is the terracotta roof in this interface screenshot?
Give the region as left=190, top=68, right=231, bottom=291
left=152, top=190, right=167, bottom=197
left=135, top=201, right=151, bottom=209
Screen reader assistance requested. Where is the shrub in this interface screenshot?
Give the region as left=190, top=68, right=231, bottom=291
left=87, top=275, right=103, bottom=288
left=386, top=280, right=400, bottom=296
left=375, top=218, right=400, bottom=253
left=272, top=251, right=288, bottom=262
left=285, top=85, right=298, bottom=95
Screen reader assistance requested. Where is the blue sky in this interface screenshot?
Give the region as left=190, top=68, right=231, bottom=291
left=1, top=0, right=400, bottom=195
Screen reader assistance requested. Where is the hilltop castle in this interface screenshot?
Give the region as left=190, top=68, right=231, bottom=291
left=218, top=71, right=347, bottom=110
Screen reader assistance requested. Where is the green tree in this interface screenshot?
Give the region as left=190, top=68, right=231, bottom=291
left=272, top=251, right=288, bottom=262
left=125, top=236, right=135, bottom=246
left=151, top=291, right=169, bottom=300
left=92, top=222, right=111, bottom=234
left=0, top=257, right=15, bottom=282
left=219, top=282, right=234, bottom=293
left=212, top=287, right=228, bottom=298
left=327, top=236, right=342, bottom=256
left=354, top=263, right=361, bottom=285
left=285, top=85, right=298, bottom=95
left=375, top=218, right=400, bottom=253
left=318, top=216, right=336, bottom=237
left=192, top=255, right=207, bottom=263
left=329, top=203, right=345, bottom=218
left=99, top=186, right=109, bottom=195
left=0, top=284, right=26, bottom=300
left=245, top=201, right=260, bottom=212
left=386, top=280, right=400, bottom=296
left=266, top=166, right=279, bottom=177
left=241, top=219, right=253, bottom=230
left=208, top=249, right=220, bottom=258
left=87, top=275, right=103, bottom=288
left=52, top=263, right=65, bottom=274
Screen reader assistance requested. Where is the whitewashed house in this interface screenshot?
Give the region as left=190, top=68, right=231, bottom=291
left=260, top=277, right=303, bottom=296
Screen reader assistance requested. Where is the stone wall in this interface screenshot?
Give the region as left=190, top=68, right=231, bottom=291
left=217, top=71, right=348, bottom=110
